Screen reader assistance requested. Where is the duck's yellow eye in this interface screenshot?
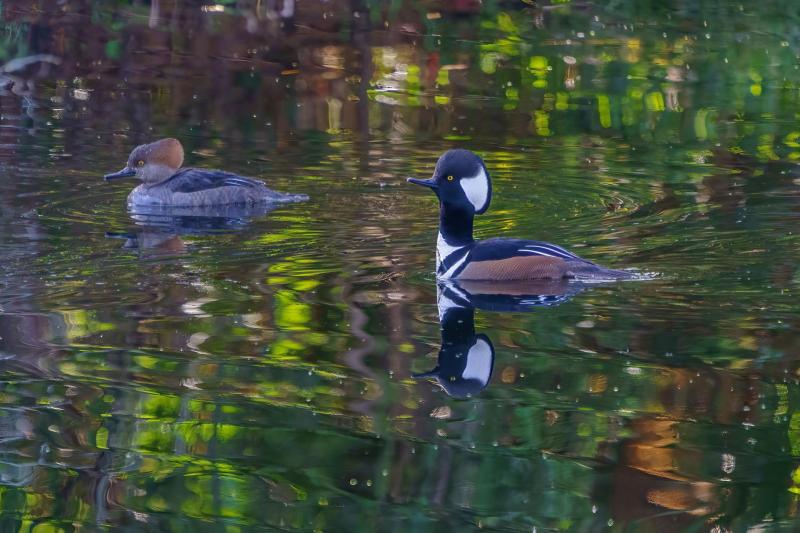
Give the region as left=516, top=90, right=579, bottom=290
left=136, top=160, right=144, bottom=167
left=447, top=175, right=454, bottom=181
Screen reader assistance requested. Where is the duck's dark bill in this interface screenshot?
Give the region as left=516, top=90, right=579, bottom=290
left=407, top=177, right=437, bottom=189
left=104, top=167, right=136, bottom=180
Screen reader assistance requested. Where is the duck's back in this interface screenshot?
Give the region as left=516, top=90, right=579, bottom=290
left=457, top=238, right=630, bottom=281
left=166, top=168, right=266, bottom=194
left=130, top=168, right=306, bottom=207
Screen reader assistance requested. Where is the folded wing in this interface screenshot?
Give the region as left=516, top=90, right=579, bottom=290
left=457, top=238, right=595, bottom=281
left=166, top=169, right=264, bottom=193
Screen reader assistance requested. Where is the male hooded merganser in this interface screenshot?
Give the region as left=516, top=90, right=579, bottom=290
left=408, top=149, right=633, bottom=281
left=104, top=138, right=307, bottom=207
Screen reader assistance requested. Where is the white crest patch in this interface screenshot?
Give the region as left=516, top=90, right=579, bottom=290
left=462, top=338, right=493, bottom=385
left=460, top=167, right=489, bottom=213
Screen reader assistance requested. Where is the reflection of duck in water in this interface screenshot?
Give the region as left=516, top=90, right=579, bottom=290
left=105, top=203, right=284, bottom=256
left=106, top=229, right=187, bottom=256
left=415, top=280, right=584, bottom=398
left=414, top=289, right=494, bottom=399
left=104, top=138, right=308, bottom=207
left=408, top=149, right=634, bottom=281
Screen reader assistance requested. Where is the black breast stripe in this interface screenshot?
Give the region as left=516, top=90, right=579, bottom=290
left=438, top=246, right=470, bottom=276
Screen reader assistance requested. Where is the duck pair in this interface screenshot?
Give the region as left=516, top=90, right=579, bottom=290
left=105, top=139, right=631, bottom=281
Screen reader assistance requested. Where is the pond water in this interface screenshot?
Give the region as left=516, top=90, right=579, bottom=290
left=1, top=1, right=800, bottom=531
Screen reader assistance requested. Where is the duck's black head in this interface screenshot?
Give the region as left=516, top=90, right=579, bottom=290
left=408, top=149, right=492, bottom=215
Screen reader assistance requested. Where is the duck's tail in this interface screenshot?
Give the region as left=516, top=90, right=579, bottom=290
left=566, top=261, right=638, bottom=281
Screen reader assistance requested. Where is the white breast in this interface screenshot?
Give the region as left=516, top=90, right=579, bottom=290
left=127, top=185, right=164, bottom=206
left=436, top=232, right=467, bottom=279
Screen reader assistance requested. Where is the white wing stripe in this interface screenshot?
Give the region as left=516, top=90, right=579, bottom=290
left=224, top=178, right=256, bottom=187
left=519, top=243, right=578, bottom=259
left=519, top=246, right=571, bottom=259
left=531, top=242, right=577, bottom=257
left=519, top=248, right=560, bottom=258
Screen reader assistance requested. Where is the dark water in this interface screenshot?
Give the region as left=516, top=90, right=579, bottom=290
left=1, top=1, right=800, bottom=530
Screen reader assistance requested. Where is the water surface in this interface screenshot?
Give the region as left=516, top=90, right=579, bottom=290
left=1, top=1, right=800, bottom=531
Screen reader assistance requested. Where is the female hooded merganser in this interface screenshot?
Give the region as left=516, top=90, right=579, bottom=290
left=104, top=138, right=307, bottom=207
left=408, top=149, right=633, bottom=281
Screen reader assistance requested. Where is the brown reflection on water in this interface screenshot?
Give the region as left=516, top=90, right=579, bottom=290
left=613, top=418, right=717, bottom=529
